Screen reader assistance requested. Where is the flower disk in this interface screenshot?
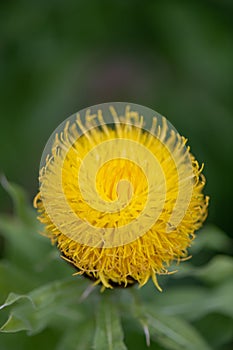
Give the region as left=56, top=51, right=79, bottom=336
left=34, top=104, right=209, bottom=290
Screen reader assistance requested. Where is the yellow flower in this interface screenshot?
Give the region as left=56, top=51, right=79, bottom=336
left=34, top=103, right=209, bottom=291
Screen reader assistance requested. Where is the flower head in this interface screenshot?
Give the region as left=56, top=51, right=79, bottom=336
left=34, top=103, right=209, bottom=290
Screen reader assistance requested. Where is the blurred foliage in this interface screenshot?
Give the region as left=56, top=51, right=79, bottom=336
left=0, top=182, right=232, bottom=349
left=0, top=0, right=233, bottom=349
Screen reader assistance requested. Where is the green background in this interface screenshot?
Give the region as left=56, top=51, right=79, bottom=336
left=0, top=1, right=233, bottom=349
left=1, top=0, right=233, bottom=235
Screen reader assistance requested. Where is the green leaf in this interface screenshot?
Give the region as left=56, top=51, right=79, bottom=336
left=0, top=184, right=72, bottom=281
left=144, top=286, right=207, bottom=320
left=132, top=290, right=209, bottom=350
left=0, top=214, right=73, bottom=285
left=211, top=280, right=233, bottom=318
left=57, top=321, right=95, bottom=350
left=0, top=260, right=37, bottom=303
left=197, top=255, right=233, bottom=284
left=193, top=313, right=233, bottom=349
left=173, top=255, right=233, bottom=286
left=0, top=175, right=35, bottom=225
left=145, top=310, right=211, bottom=350
left=191, top=225, right=232, bottom=254
left=1, top=313, right=33, bottom=333
left=0, top=292, right=34, bottom=311
left=0, top=277, right=89, bottom=335
left=0, top=214, right=52, bottom=273
left=93, top=296, right=127, bottom=350
left=144, top=279, right=233, bottom=322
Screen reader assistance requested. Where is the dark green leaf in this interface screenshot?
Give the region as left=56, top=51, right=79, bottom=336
left=194, top=313, right=233, bottom=349
left=0, top=328, right=60, bottom=350
left=211, top=281, right=233, bottom=318
left=0, top=176, right=35, bottom=225
left=57, top=321, right=95, bottom=350
left=0, top=261, right=37, bottom=303
left=0, top=214, right=49, bottom=268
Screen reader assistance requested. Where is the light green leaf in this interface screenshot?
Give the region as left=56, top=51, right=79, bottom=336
left=145, top=279, right=233, bottom=321
left=191, top=225, right=232, bottom=254
left=0, top=278, right=89, bottom=335
left=131, top=288, right=211, bottom=348
left=93, top=296, right=127, bottom=350
left=144, top=286, right=207, bottom=320
left=28, top=278, right=84, bottom=308
left=196, top=255, right=233, bottom=284
left=145, top=310, right=211, bottom=350
left=1, top=313, right=32, bottom=333
left=173, top=255, right=233, bottom=286
left=0, top=292, right=34, bottom=311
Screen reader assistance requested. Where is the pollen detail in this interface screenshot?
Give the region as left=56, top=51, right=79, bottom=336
left=34, top=104, right=209, bottom=290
